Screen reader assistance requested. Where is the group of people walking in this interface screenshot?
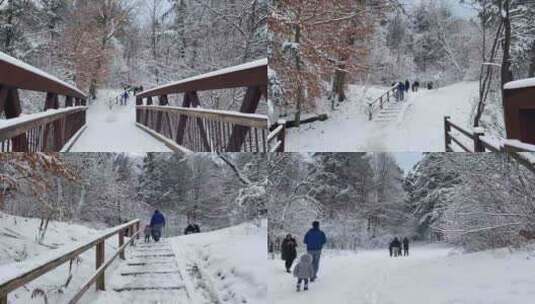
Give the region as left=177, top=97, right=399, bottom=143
left=143, top=210, right=202, bottom=243
left=389, top=237, right=410, bottom=257
left=391, top=79, right=438, bottom=101
left=279, top=222, right=414, bottom=292
left=280, top=221, right=327, bottom=292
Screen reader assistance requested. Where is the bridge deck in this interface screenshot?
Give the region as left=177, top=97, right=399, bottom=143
left=70, top=90, right=170, bottom=152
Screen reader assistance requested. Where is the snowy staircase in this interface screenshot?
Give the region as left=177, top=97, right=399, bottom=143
left=109, top=240, right=191, bottom=303
left=374, top=101, right=405, bottom=124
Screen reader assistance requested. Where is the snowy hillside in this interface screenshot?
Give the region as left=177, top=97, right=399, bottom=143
left=270, top=243, right=535, bottom=304
left=287, top=82, right=479, bottom=152
left=0, top=212, right=119, bottom=304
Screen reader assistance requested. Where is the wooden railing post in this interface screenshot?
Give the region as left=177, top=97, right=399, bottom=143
left=473, top=127, right=485, bottom=152
left=379, top=96, right=383, bottom=110
left=118, top=229, right=125, bottom=260
left=136, top=222, right=140, bottom=240
left=1, top=294, right=7, bottom=304
left=368, top=104, right=373, bottom=121
left=444, top=116, right=452, bottom=152
left=277, top=120, right=286, bottom=152
left=95, top=241, right=105, bottom=291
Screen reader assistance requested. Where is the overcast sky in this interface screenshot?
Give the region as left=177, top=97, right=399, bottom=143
left=403, top=0, right=478, bottom=18
left=394, top=152, right=423, bottom=173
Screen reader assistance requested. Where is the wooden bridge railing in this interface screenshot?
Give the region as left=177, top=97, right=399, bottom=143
left=0, top=52, right=88, bottom=152
left=368, top=84, right=400, bottom=121
left=0, top=220, right=141, bottom=304
left=444, top=116, right=535, bottom=172
left=135, top=58, right=285, bottom=152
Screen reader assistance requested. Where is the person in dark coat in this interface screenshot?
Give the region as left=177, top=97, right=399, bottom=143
left=427, top=81, right=433, bottom=90
left=390, top=237, right=401, bottom=257
left=403, top=237, right=410, bottom=256
left=281, top=234, right=298, bottom=273
left=150, top=210, right=166, bottom=242
left=184, top=223, right=201, bottom=235
left=405, top=80, right=410, bottom=93
left=398, top=82, right=405, bottom=101
left=304, top=221, right=327, bottom=281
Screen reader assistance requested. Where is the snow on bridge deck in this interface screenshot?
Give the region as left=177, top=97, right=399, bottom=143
left=69, top=90, right=170, bottom=152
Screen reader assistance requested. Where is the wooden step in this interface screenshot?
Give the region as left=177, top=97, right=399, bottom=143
left=127, top=261, right=177, bottom=266
left=113, top=286, right=185, bottom=292
left=132, top=254, right=175, bottom=258
left=121, top=271, right=180, bottom=276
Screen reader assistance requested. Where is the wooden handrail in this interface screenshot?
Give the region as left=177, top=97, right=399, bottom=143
left=137, top=59, right=267, bottom=98
left=0, top=107, right=86, bottom=141
left=137, top=105, right=268, bottom=129
left=0, top=219, right=140, bottom=303
left=367, top=84, right=399, bottom=120
left=68, top=229, right=142, bottom=304
left=0, top=52, right=86, bottom=99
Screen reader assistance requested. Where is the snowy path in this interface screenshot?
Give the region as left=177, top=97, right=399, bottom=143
left=270, top=244, right=535, bottom=304
left=287, top=82, right=478, bottom=152
left=88, top=222, right=267, bottom=304
left=70, top=89, right=170, bottom=152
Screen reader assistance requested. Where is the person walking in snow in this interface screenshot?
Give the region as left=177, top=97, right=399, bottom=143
left=397, top=82, right=405, bottom=101
left=293, top=253, right=315, bottom=292
left=122, top=90, right=129, bottom=106
left=403, top=237, right=410, bottom=256
left=184, top=223, right=201, bottom=235
left=281, top=234, right=298, bottom=273
left=150, top=210, right=166, bottom=242
left=144, top=224, right=151, bottom=243
left=405, top=80, right=410, bottom=93
left=390, top=237, right=401, bottom=257
left=304, top=221, right=327, bottom=281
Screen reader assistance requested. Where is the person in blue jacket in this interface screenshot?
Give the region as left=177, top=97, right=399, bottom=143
left=150, top=210, right=166, bottom=242
left=304, top=221, right=326, bottom=281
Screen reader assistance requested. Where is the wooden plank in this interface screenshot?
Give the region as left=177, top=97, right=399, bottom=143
left=0, top=108, right=87, bottom=142
left=119, top=229, right=125, bottom=260
left=138, top=105, right=269, bottom=130
left=0, top=220, right=140, bottom=295
left=0, top=85, right=7, bottom=114
left=95, top=241, right=105, bottom=291
left=175, top=93, right=191, bottom=144
left=227, top=86, right=263, bottom=151
left=189, top=92, right=211, bottom=151
left=6, top=88, right=28, bottom=152
left=0, top=53, right=86, bottom=99
left=68, top=229, right=142, bottom=304
left=137, top=59, right=267, bottom=98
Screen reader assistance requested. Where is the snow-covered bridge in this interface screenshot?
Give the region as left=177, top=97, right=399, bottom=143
left=0, top=53, right=285, bottom=153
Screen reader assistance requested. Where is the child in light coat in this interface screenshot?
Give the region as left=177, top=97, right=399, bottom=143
left=293, top=253, right=315, bottom=291
left=144, top=225, right=151, bottom=243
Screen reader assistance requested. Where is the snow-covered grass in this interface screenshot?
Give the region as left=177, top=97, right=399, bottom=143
left=0, top=212, right=119, bottom=304
left=69, top=89, right=171, bottom=152
left=270, top=243, right=535, bottom=304
left=287, top=82, right=478, bottom=152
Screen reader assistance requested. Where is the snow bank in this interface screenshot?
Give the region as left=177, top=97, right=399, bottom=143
left=504, top=77, right=535, bottom=90
left=170, top=219, right=267, bottom=304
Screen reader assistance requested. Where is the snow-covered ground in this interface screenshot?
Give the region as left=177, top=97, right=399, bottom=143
left=88, top=219, right=267, bottom=304
left=287, top=82, right=478, bottom=152
left=0, top=213, right=267, bottom=304
left=270, top=243, right=535, bottom=304
left=70, top=89, right=170, bottom=152
left=0, top=212, right=119, bottom=304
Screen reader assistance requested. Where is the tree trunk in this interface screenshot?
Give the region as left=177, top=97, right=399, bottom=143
left=294, top=20, right=303, bottom=127
left=500, top=0, right=513, bottom=107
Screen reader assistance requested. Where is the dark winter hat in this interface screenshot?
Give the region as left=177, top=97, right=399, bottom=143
left=312, top=221, right=320, bottom=228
